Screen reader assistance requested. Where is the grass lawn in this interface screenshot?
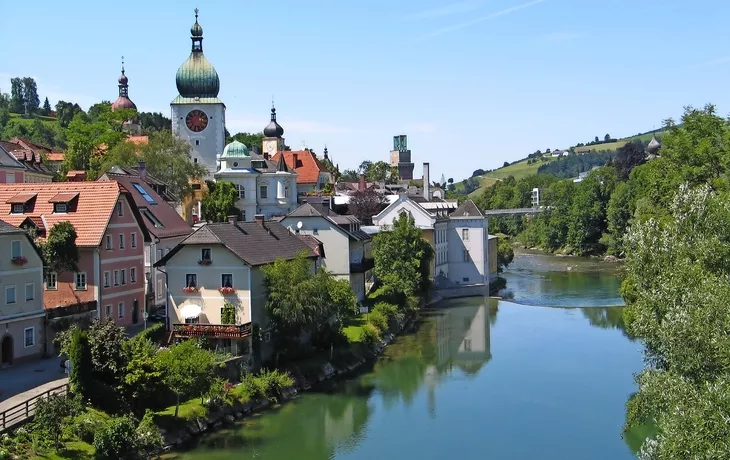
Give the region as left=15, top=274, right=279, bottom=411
left=31, top=441, right=95, bottom=460
left=343, top=315, right=367, bottom=343
left=8, top=112, right=58, bottom=122
left=465, top=158, right=556, bottom=197
left=579, top=129, right=668, bottom=152
left=153, top=397, right=210, bottom=432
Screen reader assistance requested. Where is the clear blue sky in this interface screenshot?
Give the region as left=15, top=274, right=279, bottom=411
left=3, top=0, right=730, bottom=181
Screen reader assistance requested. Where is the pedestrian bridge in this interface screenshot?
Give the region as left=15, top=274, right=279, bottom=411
left=483, top=207, right=545, bottom=216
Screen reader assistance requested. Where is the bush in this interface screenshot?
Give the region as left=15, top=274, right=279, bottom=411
left=406, top=296, right=420, bottom=311
left=373, top=302, right=404, bottom=328
left=93, top=415, right=139, bottom=460
left=367, top=310, right=389, bottom=333
left=205, top=378, right=236, bottom=408
left=236, top=373, right=267, bottom=400
left=31, top=393, right=82, bottom=449
left=69, top=409, right=110, bottom=444
left=135, top=322, right=165, bottom=345
left=135, top=410, right=164, bottom=458
left=489, top=277, right=507, bottom=296
left=258, top=369, right=294, bottom=398
left=361, top=323, right=381, bottom=347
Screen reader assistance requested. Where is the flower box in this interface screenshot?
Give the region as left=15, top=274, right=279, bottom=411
left=197, top=259, right=212, bottom=266
left=218, top=287, right=236, bottom=295
left=182, top=286, right=199, bottom=293
left=11, top=256, right=27, bottom=266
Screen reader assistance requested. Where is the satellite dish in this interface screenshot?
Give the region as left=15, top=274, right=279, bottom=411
left=296, top=221, right=303, bottom=230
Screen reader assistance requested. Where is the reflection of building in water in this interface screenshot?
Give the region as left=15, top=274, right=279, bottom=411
left=426, top=302, right=492, bottom=416
left=324, top=401, right=355, bottom=448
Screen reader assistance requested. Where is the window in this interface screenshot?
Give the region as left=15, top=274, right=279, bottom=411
left=221, top=273, right=233, bottom=288
left=195, top=139, right=200, bottom=146
left=464, top=338, right=472, bottom=351
left=75, top=272, right=87, bottom=290
left=143, top=209, right=164, bottom=228
left=54, top=203, right=67, bottom=213
left=131, top=232, right=137, bottom=248
left=235, top=184, right=245, bottom=199
left=313, top=228, right=319, bottom=235
left=118, top=302, right=124, bottom=318
left=46, top=272, right=57, bottom=290
left=106, top=305, right=112, bottom=318
left=6, top=286, right=16, bottom=304
left=6, top=173, right=15, bottom=184
left=24, top=327, right=34, bottom=347
left=156, top=279, right=163, bottom=300
left=105, top=234, right=112, bottom=250
left=121, top=269, right=127, bottom=285
left=104, top=271, right=110, bottom=288
left=113, top=270, right=119, bottom=286
left=156, top=249, right=163, bottom=261
left=130, top=267, right=136, bottom=283
left=185, top=316, right=200, bottom=324
left=11, top=203, right=23, bottom=214
left=463, top=250, right=470, bottom=262
left=132, top=183, right=157, bottom=205
left=201, top=248, right=211, bottom=261
left=463, top=277, right=469, bottom=283
left=25, top=283, right=34, bottom=301
left=259, top=184, right=268, bottom=199
left=117, top=201, right=123, bottom=216
left=119, top=234, right=125, bottom=249
left=11, top=240, right=21, bottom=258
left=185, top=274, right=197, bottom=288
left=462, top=229, right=469, bottom=241
left=284, top=184, right=290, bottom=198
left=194, top=158, right=198, bottom=163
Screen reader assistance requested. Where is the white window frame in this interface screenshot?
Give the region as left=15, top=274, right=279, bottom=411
left=117, top=201, right=124, bottom=217
left=103, top=271, right=110, bottom=288
left=119, top=233, right=125, bottom=249
left=130, top=267, right=136, bottom=283
left=24, top=327, right=35, bottom=348
left=113, top=270, right=119, bottom=286
left=463, top=250, right=470, bottom=262
left=75, top=272, right=87, bottom=290
left=118, top=302, right=124, bottom=318
left=121, top=269, right=127, bottom=285
left=5, top=285, right=16, bottom=304
left=185, top=273, right=197, bottom=288
left=221, top=273, right=233, bottom=288
left=131, top=232, right=137, bottom=248
left=55, top=203, right=67, bottom=213
left=105, top=304, right=112, bottom=318
left=11, top=203, right=23, bottom=214
left=11, top=240, right=21, bottom=258
left=259, top=184, right=268, bottom=199
left=236, top=184, right=245, bottom=199
left=24, top=283, right=34, bottom=301
left=462, top=229, right=469, bottom=241
left=46, top=272, right=58, bottom=290
left=201, top=248, right=212, bottom=261
left=105, top=234, right=112, bottom=250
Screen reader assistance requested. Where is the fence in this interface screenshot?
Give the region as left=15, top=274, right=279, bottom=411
left=0, top=382, right=69, bottom=433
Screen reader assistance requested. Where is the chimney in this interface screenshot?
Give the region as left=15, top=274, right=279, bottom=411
left=423, top=162, right=430, bottom=201
left=263, top=151, right=269, bottom=160
left=359, top=173, right=365, bottom=191
left=227, top=215, right=237, bottom=225
left=138, top=160, right=147, bottom=180
left=254, top=214, right=265, bottom=226
left=292, top=153, right=299, bottom=168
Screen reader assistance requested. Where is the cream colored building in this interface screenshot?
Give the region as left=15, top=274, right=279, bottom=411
left=155, top=216, right=316, bottom=361
left=0, top=220, right=46, bottom=367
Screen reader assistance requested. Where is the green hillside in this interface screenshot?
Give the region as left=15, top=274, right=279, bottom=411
left=463, top=128, right=668, bottom=198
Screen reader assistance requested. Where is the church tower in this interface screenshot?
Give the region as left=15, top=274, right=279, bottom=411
left=262, top=103, right=286, bottom=158
left=171, top=9, right=226, bottom=175
left=111, top=58, right=141, bottom=136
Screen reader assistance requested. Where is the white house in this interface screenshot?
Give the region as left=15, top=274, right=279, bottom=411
left=215, top=141, right=298, bottom=221
left=280, top=203, right=372, bottom=301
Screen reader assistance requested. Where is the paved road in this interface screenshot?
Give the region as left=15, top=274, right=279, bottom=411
left=0, top=357, right=67, bottom=402
left=0, top=377, right=69, bottom=432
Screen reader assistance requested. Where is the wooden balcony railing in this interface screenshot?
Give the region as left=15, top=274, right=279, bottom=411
left=172, top=322, right=253, bottom=340
left=350, top=257, right=375, bottom=273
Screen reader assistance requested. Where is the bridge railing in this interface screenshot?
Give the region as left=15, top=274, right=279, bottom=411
left=0, top=382, right=70, bottom=433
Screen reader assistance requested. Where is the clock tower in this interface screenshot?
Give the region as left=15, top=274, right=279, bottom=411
left=171, top=9, right=225, bottom=176
left=262, top=104, right=285, bottom=158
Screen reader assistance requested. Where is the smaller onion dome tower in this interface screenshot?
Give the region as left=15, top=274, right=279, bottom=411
left=646, top=133, right=661, bottom=160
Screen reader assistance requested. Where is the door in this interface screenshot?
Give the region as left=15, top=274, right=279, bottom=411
left=1, top=335, right=13, bottom=366
left=132, top=299, right=139, bottom=324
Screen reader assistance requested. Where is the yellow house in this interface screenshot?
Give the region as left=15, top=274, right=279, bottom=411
left=154, top=215, right=317, bottom=361
left=0, top=219, right=46, bottom=367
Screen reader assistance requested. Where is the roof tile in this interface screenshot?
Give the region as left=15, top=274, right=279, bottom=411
left=270, top=150, right=328, bottom=184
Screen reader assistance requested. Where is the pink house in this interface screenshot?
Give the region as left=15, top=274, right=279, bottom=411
left=0, top=182, right=150, bottom=327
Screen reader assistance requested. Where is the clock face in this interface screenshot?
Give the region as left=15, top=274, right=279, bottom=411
left=185, top=110, right=208, bottom=133
left=265, top=142, right=276, bottom=153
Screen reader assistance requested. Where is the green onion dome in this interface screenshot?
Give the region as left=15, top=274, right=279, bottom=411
left=222, top=140, right=250, bottom=158
left=176, top=9, right=220, bottom=98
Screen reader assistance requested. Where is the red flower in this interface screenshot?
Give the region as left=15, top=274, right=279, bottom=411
left=197, top=259, right=212, bottom=266
left=182, top=286, right=199, bottom=293
left=11, top=256, right=27, bottom=266
left=218, top=286, right=236, bottom=295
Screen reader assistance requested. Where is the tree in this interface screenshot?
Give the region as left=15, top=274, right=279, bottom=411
left=227, top=132, right=264, bottom=150
left=201, top=180, right=238, bottom=222
left=68, top=328, right=93, bottom=400
left=372, top=213, right=434, bottom=297
left=21, top=77, right=39, bottom=113
left=87, top=101, right=113, bottom=122
left=55, top=100, right=84, bottom=128
left=0, top=88, right=9, bottom=109
left=614, top=140, right=646, bottom=180
left=340, top=169, right=359, bottom=182
left=221, top=301, right=236, bottom=324
left=122, top=337, right=165, bottom=415
left=503, top=161, right=510, bottom=167
left=604, top=133, right=611, bottom=141
left=359, top=160, right=373, bottom=174
left=496, top=238, right=514, bottom=272
left=88, top=319, right=128, bottom=387
left=43, top=221, right=80, bottom=273
left=622, top=184, right=730, bottom=459
left=348, top=188, right=386, bottom=223
left=63, top=112, right=123, bottom=173
left=594, top=136, right=599, bottom=143
left=93, top=415, right=139, bottom=460
left=139, top=131, right=207, bottom=199
left=158, top=340, right=217, bottom=416
left=365, top=161, right=390, bottom=182
left=0, top=107, right=9, bottom=128
left=32, top=393, right=81, bottom=449
left=42, top=97, right=51, bottom=116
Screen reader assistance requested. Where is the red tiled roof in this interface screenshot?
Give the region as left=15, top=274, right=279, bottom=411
left=6, top=192, right=37, bottom=204
left=127, top=136, right=149, bottom=145
left=270, top=150, right=328, bottom=184
left=1, top=139, right=55, bottom=176
left=47, top=153, right=65, bottom=162
left=49, top=192, right=79, bottom=203
left=0, top=182, right=125, bottom=247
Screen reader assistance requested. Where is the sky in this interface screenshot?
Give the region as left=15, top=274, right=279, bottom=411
left=3, top=0, right=730, bottom=181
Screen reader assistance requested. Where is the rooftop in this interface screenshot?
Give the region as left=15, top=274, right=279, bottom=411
left=271, top=150, right=328, bottom=184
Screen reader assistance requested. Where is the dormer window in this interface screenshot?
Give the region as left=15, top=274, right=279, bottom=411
left=11, top=204, right=24, bottom=214
left=7, top=192, right=37, bottom=214
left=54, top=203, right=67, bottom=213
left=49, top=192, right=78, bottom=213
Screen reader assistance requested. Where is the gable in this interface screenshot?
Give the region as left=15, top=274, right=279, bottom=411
left=374, top=197, right=434, bottom=228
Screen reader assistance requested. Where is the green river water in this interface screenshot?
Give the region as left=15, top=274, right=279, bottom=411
left=170, top=250, right=644, bottom=459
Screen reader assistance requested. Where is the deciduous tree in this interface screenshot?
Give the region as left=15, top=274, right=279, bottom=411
left=158, top=340, right=217, bottom=416
left=348, top=188, right=386, bottom=223
left=201, top=180, right=238, bottom=222
left=43, top=221, right=80, bottom=273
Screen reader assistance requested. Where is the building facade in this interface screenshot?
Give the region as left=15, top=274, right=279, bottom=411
left=0, top=220, right=46, bottom=367
left=388, top=135, right=414, bottom=181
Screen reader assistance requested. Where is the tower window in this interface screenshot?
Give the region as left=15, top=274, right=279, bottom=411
left=194, top=158, right=198, bottom=163
left=195, top=140, right=200, bottom=146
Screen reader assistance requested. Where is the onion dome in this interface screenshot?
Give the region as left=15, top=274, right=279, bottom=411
left=222, top=140, right=249, bottom=158
left=111, top=59, right=137, bottom=111
left=175, top=9, right=220, bottom=98
left=264, top=106, right=284, bottom=137
left=646, top=134, right=661, bottom=159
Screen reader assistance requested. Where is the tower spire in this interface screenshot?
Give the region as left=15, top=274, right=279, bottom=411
left=190, top=8, right=204, bottom=52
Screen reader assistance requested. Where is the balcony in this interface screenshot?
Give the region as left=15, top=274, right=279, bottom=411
left=172, top=322, right=253, bottom=340
left=350, top=257, right=375, bottom=273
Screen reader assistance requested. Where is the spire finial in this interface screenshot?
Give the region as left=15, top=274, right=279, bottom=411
left=121, top=55, right=125, bottom=74
left=194, top=7, right=199, bottom=22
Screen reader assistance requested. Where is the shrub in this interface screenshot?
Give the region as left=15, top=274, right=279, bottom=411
left=258, top=369, right=294, bottom=398
left=69, top=408, right=110, bottom=443
left=236, top=373, right=267, bottom=400
left=406, top=296, right=420, bottom=311
left=489, top=277, right=507, bottom=296
left=205, top=378, right=236, bottom=408
left=135, top=322, right=165, bottom=345
left=93, top=415, right=139, bottom=460
left=361, top=323, right=381, bottom=347
left=136, top=410, right=164, bottom=458
left=31, top=393, right=82, bottom=449
left=367, top=310, right=389, bottom=333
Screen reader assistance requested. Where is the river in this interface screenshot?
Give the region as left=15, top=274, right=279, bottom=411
left=169, top=250, right=644, bottom=459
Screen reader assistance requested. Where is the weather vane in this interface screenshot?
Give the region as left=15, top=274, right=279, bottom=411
left=194, top=8, right=199, bottom=20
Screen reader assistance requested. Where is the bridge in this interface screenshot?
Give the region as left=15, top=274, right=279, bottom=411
left=482, top=207, right=545, bottom=216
